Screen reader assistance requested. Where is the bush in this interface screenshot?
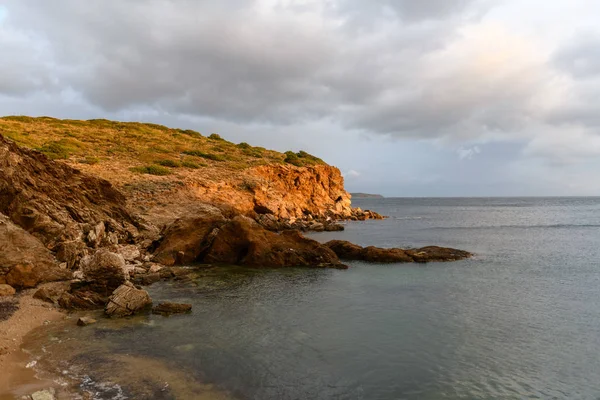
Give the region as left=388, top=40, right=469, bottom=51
left=209, top=133, right=223, bottom=141
left=38, top=139, right=81, bottom=160
left=79, top=156, right=100, bottom=165
left=182, top=160, right=202, bottom=169
left=284, top=151, right=302, bottom=166
left=182, top=150, right=226, bottom=162
left=129, top=165, right=172, bottom=176
left=156, top=159, right=181, bottom=168
left=237, top=142, right=251, bottom=149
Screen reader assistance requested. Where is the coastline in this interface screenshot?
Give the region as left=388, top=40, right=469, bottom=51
left=0, top=287, right=65, bottom=399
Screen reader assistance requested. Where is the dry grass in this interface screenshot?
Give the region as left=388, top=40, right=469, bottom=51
left=0, top=116, right=327, bottom=171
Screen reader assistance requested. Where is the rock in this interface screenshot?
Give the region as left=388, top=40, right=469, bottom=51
left=136, top=272, right=161, bottom=286
left=203, top=216, right=345, bottom=268
left=0, top=135, right=139, bottom=254
left=324, top=222, right=344, bottom=232
left=105, top=281, right=152, bottom=317
left=152, top=302, right=192, bottom=316
left=86, top=221, right=105, bottom=247
left=405, top=246, right=473, bottom=263
left=117, top=244, right=141, bottom=262
left=0, top=214, right=71, bottom=289
left=58, top=289, right=106, bottom=310
left=33, top=284, right=69, bottom=304
left=153, top=206, right=227, bottom=266
left=147, top=264, right=163, bottom=273
left=77, top=316, right=97, bottom=326
left=31, top=388, right=56, bottom=400
left=0, top=284, right=16, bottom=296
left=325, top=240, right=472, bottom=263
left=80, top=249, right=128, bottom=295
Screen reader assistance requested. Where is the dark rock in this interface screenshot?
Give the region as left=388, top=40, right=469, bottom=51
left=58, top=289, right=106, bottom=310
left=325, top=240, right=471, bottom=263
left=153, top=206, right=226, bottom=265
left=152, top=302, right=192, bottom=316
left=105, top=281, right=152, bottom=317
left=138, top=272, right=161, bottom=286
left=202, top=216, right=344, bottom=268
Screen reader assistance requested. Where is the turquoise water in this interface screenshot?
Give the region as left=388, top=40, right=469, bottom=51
left=26, top=198, right=600, bottom=399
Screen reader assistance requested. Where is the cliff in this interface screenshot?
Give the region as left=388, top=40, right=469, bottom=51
left=0, top=116, right=381, bottom=227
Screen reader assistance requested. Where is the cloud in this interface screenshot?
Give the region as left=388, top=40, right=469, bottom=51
left=457, top=146, right=481, bottom=160
left=345, top=169, right=361, bottom=178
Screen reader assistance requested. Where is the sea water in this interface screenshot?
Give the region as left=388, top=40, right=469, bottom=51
left=23, top=197, right=600, bottom=399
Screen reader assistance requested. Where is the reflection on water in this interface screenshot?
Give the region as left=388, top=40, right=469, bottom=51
left=23, top=198, right=600, bottom=399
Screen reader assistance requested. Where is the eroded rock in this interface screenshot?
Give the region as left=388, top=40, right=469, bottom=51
left=105, top=282, right=152, bottom=317
left=80, top=249, right=128, bottom=295
left=77, top=316, right=97, bottom=326
left=325, top=240, right=472, bottom=263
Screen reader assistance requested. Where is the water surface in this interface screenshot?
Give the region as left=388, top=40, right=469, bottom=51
left=25, top=197, right=600, bottom=399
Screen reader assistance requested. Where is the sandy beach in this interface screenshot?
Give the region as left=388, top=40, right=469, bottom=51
left=0, top=288, right=65, bottom=399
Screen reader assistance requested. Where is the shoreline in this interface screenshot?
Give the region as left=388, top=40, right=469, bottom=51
left=0, top=287, right=66, bottom=399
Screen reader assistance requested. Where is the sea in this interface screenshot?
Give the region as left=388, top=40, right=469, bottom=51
left=20, top=197, right=600, bottom=399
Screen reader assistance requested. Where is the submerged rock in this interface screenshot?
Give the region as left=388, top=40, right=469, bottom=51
left=77, top=316, right=98, bottom=326
left=325, top=240, right=472, bottom=263
left=105, top=282, right=152, bottom=317
left=152, top=302, right=192, bottom=316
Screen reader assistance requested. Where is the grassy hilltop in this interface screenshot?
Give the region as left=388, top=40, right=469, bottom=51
left=0, top=116, right=325, bottom=176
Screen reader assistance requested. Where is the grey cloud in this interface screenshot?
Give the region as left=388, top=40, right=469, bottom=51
left=334, top=0, right=481, bottom=22
left=554, top=34, right=600, bottom=78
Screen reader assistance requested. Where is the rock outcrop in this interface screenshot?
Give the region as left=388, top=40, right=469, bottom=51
left=0, top=134, right=139, bottom=259
left=153, top=215, right=347, bottom=269
left=325, top=241, right=472, bottom=263
left=0, top=214, right=71, bottom=288
left=105, top=281, right=152, bottom=317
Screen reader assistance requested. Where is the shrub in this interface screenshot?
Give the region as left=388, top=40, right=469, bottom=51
left=38, top=139, right=82, bottom=160
left=237, top=142, right=251, bottom=149
left=239, top=179, right=259, bottom=191
left=182, top=160, right=202, bottom=169
left=182, top=150, right=226, bottom=162
left=156, top=159, right=181, bottom=168
left=284, top=151, right=302, bottom=167
left=209, top=133, right=223, bottom=141
left=79, top=156, right=100, bottom=165
left=180, top=129, right=202, bottom=138
left=129, top=165, right=172, bottom=176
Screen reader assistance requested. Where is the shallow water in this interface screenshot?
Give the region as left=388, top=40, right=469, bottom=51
left=23, top=197, right=600, bottom=399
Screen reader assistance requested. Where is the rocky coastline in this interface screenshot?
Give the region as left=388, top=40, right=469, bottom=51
left=0, top=130, right=470, bottom=398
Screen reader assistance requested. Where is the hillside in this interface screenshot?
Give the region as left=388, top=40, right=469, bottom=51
left=0, top=116, right=380, bottom=226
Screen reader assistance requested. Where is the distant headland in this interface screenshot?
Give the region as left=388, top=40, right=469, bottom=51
left=351, top=193, right=384, bottom=199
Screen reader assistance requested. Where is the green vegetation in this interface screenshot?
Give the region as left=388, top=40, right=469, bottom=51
left=284, top=150, right=324, bottom=167
left=130, top=165, right=172, bottom=176
left=0, top=116, right=327, bottom=171
left=156, top=159, right=181, bottom=168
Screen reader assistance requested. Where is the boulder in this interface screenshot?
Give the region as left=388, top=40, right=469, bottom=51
left=153, top=206, right=226, bottom=266
left=33, top=283, right=69, bottom=304
left=152, top=302, right=192, bottom=316
left=80, top=249, right=128, bottom=295
left=0, top=284, right=16, bottom=296
left=31, top=388, right=56, bottom=400
left=0, top=214, right=71, bottom=289
left=203, top=216, right=346, bottom=268
left=105, top=282, right=152, bottom=317
left=58, top=289, right=106, bottom=310
left=325, top=240, right=471, bottom=263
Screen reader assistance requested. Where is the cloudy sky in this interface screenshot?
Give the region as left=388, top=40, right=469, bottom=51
left=1, top=0, right=600, bottom=196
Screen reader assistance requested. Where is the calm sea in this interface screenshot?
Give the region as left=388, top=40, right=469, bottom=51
left=24, top=197, right=600, bottom=399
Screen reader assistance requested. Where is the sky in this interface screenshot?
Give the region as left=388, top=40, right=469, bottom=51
left=1, top=1, right=600, bottom=196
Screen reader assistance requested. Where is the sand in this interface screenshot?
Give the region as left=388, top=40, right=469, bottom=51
left=0, top=287, right=65, bottom=399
